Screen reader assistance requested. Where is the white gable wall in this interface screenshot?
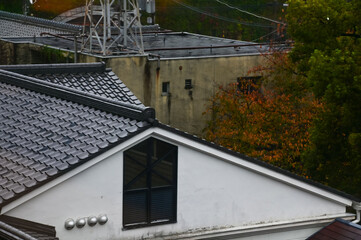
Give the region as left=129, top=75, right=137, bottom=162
left=177, top=146, right=345, bottom=227
left=2, top=128, right=354, bottom=240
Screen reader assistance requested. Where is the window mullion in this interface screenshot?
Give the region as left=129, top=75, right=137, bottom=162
left=172, top=149, right=178, bottom=221
left=146, top=138, right=153, bottom=224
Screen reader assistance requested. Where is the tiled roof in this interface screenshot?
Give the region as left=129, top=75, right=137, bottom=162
left=0, top=63, right=145, bottom=107
left=0, top=215, right=58, bottom=240
left=0, top=10, right=81, bottom=38
left=307, top=218, right=361, bottom=240
left=0, top=65, right=153, bottom=206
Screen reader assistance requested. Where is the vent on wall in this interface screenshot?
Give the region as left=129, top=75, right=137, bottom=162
left=185, top=79, right=193, bottom=90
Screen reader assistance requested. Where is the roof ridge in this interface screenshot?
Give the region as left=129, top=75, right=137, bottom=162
left=0, top=69, right=156, bottom=123
left=0, top=10, right=82, bottom=33
left=0, top=62, right=107, bottom=74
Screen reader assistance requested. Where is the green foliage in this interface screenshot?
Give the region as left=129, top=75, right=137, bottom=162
left=0, top=0, right=22, bottom=13
left=152, top=0, right=285, bottom=41
left=287, top=0, right=361, bottom=197
left=287, top=0, right=356, bottom=72
left=39, top=46, right=72, bottom=63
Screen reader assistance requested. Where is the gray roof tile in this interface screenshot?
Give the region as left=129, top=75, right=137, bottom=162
left=0, top=10, right=81, bottom=38
left=0, top=64, right=152, bottom=206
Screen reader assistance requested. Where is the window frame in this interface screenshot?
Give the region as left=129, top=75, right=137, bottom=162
left=122, top=137, right=178, bottom=229
left=161, top=82, right=170, bottom=96
left=237, top=76, right=261, bottom=94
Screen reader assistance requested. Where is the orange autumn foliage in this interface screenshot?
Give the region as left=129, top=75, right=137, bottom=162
left=203, top=52, right=322, bottom=175
left=31, top=0, right=86, bottom=17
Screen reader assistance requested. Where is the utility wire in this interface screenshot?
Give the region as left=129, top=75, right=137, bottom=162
left=171, top=0, right=276, bottom=28
left=216, top=0, right=286, bottom=25
left=252, top=29, right=279, bottom=42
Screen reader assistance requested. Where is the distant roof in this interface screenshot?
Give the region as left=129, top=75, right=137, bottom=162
left=143, top=32, right=269, bottom=58
left=0, top=215, right=58, bottom=240
left=307, top=218, right=361, bottom=240
left=0, top=62, right=144, bottom=107
left=0, top=63, right=154, bottom=206
left=0, top=10, right=277, bottom=59
left=0, top=10, right=81, bottom=38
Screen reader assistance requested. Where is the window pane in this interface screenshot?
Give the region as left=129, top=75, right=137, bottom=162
left=152, top=160, right=172, bottom=186
left=152, top=139, right=176, bottom=163
left=150, top=187, right=174, bottom=223
left=124, top=145, right=148, bottom=190
left=123, top=190, right=148, bottom=225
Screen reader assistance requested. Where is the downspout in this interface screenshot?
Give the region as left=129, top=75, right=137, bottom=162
left=352, top=202, right=361, bottom=224
left=74, top=35, right=78, bottom=63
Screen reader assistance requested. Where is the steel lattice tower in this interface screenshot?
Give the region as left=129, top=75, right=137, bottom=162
left=81, top=0, right=144, bottom=55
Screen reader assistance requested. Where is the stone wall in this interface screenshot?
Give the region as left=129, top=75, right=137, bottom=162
left=103, top=54, right=265, bottom=135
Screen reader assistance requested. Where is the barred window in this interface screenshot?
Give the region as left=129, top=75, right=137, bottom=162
left=123, top=137, right=177, bottom=229
left=237, top=76, right=261, bottom=94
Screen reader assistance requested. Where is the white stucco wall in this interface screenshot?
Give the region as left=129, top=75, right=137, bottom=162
left=3, top=129, right=351, bottom=240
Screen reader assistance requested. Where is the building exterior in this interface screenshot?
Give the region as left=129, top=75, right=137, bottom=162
left=0, top=10, right=276, bottom=135
left=0, top=63, right=360, bottom=240
left=307, top=218, right=361, bottom=240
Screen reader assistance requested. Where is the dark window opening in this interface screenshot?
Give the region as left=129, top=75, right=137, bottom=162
left=162, top=82, right=170, bottom=96
left=237, top=76, right=261, bottom=94
left=184, top=79, right=193, bottom=90
left=123, top=137, right=177, bottom=229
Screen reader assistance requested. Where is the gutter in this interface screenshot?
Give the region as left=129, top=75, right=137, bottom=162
left=352, top=202, right=361, bottom=224
left=147, top=213, right=355, bottom=240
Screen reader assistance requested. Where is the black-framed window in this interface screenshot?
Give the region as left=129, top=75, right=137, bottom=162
left=162, top=82, right=170, bottom=96
left=123, top=137, right=177, bottom=229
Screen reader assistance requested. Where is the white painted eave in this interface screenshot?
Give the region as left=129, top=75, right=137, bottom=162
left=156, top=213, right=355, bottom=240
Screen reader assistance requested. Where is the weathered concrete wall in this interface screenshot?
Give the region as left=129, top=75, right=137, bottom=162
left=103, top=54, right=265, bottom=135
left=0, top=40, right=75, bottom=64
left=0, top=40, right=15, bottom=65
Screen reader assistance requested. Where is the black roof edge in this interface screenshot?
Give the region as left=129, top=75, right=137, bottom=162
left=0, top=69, right=156, bottom=123
left=156, top=123, right=361, bottom=202
left=0, top=10, right=82, bottom=33
left=0, top=221, right=38, bottom=240
left=0, top=62, right=107, bottom=75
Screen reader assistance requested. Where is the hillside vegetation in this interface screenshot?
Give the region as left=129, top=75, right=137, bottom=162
left=0, top=0, right=285, bottom=42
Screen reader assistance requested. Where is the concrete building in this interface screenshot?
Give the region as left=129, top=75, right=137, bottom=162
left=0, top=10, right=279, bottom=135
left=0, top=63, right=360, bottom=240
